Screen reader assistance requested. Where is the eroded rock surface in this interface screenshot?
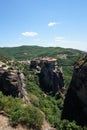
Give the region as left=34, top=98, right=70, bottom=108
left=61, top=55, right=87, bottom=126
left=0, top=67, right=29, bottom=103
left=30, top=57, right=65, bottom=95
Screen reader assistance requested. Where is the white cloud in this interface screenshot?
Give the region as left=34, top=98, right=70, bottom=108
left=48, top=22, right=60, bottom=27
left=22, top=32, right=38, bottom=37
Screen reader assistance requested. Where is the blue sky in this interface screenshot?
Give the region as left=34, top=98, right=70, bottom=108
left=0, top=0, right=87, bottom=51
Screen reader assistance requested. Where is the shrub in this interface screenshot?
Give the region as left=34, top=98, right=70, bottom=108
left=57, top=98, right=64, bottom=110
left=29, top=93, right=40, bottom=107
left=0, top=91, right=4, bottom=110
left=0, top=92, right=44, bottom=130
left=10, top=105, right=44, bottom=130
left=56, top=120, right=83, bottom=130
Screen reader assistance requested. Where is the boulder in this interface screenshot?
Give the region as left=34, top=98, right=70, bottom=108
left=61, top=55, right=87, bottom=126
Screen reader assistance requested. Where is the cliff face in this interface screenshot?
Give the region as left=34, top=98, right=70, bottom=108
left=0, top=67, right=29, bottom=103
left=30, top=57, right=64, bottom=95
left=38, top=62, right=64, bottom=95
left=61, top=55, right=87, bottom=126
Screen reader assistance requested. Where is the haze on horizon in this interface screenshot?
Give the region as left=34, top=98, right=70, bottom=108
left=0, top=0, right=87, bottom=51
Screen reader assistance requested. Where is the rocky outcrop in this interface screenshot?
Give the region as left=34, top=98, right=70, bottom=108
left=61, top=55, right=87, bottom=126
left=38, top=62, right=64, bottom=95
left=30, top=57, right=65, bottom=95
left=0, top=67, right=29, bottom=103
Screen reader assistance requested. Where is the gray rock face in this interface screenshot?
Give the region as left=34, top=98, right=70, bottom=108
left=61, top=55, right=87, bottom=126
left=38, top=62, right=64, bottom=95
left=0, top=68, right=28, bottom=101
left=30, top=57, right=64, bottom=95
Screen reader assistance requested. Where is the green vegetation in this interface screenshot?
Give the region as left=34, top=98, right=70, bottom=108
left=24, top=66, right=63, bottom=127
left=23, top=64, right=86, bottom=130
left=56, top=120, right=87, bottom=130
left=0, top=45, right=83, bottom=60
left=0, top=45, right=83, bottom=87
left=0, top=46, right=86, bottom=129
left=0, top=91, right=44, bottom=130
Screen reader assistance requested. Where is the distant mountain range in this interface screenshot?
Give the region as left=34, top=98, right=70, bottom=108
left=0, top=45, right=85, bottom=61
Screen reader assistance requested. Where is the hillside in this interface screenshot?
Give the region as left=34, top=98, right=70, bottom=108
left=0, top=46, right=84, bottom=88
left=0, top=45, right=83, bottom=60
left=0, top=46, right=86, bottom=130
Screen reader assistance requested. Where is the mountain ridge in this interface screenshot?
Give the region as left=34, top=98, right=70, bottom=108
left=0, top=45, right=84, bottom=60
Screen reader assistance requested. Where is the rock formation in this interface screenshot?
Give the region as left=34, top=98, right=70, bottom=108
left=30, top=57, right=65, bottom=95
left=0, top=67, right=29, bottom=103
left=61, top=55, right=87, bottom=126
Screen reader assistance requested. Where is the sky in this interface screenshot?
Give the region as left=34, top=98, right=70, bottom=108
left=0, top=0, right=87, bottom=51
